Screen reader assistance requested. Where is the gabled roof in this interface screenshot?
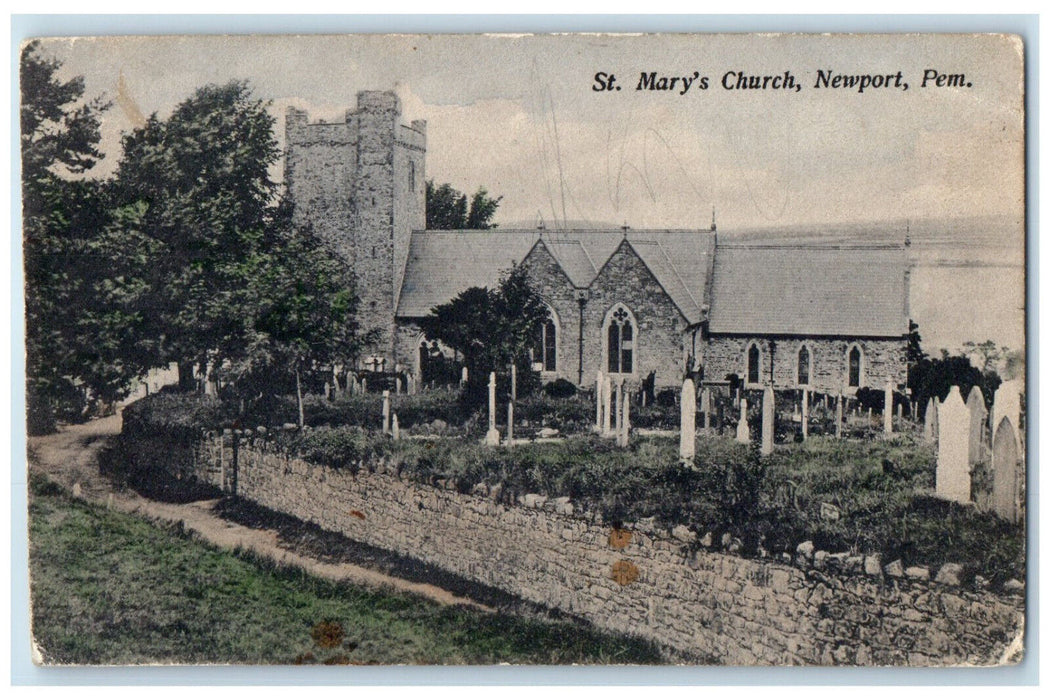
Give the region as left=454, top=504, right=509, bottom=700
left=707, top=242, right=909, bottom=337
left=396, top=228, right=715, bottom=321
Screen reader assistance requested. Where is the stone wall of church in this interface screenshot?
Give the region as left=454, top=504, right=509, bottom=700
left=520, top=241, right=583, bottom=384
left=704, top=336, right=908, bottom=394
left=584, top=241, right=689, bottom=389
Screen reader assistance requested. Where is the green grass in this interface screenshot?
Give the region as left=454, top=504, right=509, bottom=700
left=28, top=475, right=665, bottom=665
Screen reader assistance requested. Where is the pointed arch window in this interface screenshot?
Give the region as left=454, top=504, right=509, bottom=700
left=847, top=344, right=864, bottom=388
left=605, top=305, right=635, bottom=375
left=746, top=342, right=761, bottom=385
left=797, top=344, right=812, bottom=386
left=532, top=306, right=558, bottom=373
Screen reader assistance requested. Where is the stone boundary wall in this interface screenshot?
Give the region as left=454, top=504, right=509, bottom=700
left=138, top=429, right=1023, bottom=666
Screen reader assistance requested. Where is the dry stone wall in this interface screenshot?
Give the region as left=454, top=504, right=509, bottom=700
left=136, top=427, right=1026, bottom=667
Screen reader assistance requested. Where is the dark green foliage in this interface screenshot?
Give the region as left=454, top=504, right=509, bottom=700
left=28, top=476, right=664, bottom=664
left=543, top=378, right=578, bottom=399
left=425, top=180, right=502, bottom=230
left=418, top=265, right=549, bottom=410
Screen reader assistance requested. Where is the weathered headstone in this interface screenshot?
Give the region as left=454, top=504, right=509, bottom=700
left=613, top=379, right=624, bottom=436
left=936, top=386, right=971, bottom=503
left=618, top=388, right=630, bottom=448
left=511, top=364, right=517, bottom=402
left=461, top=366, right=469, bottom=386
left=391, top=413, right=400, bottom=440
left=835, top=394, right=843, bottom=438
left=735, top=397, right=750, bottom=444
left=924, top=397, right=937, bottom=442
left=485, top=372, right=500, bottom=446
left=595, top=371, right=604, bottom=431
left=883, top=380, right=893, bottom=436
left=992, top=380, right=1023, bottom=455
left=680, top=378, right=696, bottom=461
left=382, top=390, right=391, bottom=434
left=761, top=386, right=775, bottom=456
left=896, top=401, right=903, bottom=424
left=602, top=375, right=613, bottom=436
left=801, top=388, right=809, bottom=440
left=966, top=386, right=988, bottom=467
left=361, top=376, right=368, bottom=394
left=507, top=401, right=514, bottom=443
left=395, top=376, right=402, bottom=394
left=991, top=417, right=1021, bottom=523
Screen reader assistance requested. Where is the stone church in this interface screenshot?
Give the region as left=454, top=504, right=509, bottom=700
left=286, top=91, right=910, bottom=394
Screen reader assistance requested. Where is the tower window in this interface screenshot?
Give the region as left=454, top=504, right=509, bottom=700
left=409, top=161, right=416, bottom=191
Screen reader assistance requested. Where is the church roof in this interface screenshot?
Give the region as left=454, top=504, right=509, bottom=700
left=396, top=228, right=715, bottom=321
left=707, top=242, right=909, bottom=337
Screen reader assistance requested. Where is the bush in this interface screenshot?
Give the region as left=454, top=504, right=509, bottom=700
left=543, top=378, right=578, bottom=399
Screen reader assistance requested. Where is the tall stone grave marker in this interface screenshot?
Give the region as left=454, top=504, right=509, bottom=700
left=936, top=386, right=971, bottom=503
left=761, top=386, right=775, bottom=456
left=618, top=388, right=630, bottom=448
left=602, top=375, right=613, bottom=436
left=966, top=386, right=988, bottom=467
left=680, top=378, right=696, bottom=461
left=924, top=398, right=937, bottom=442
left=992, top=380, right=1023, bottom=455
left=391, top=413, right=400, bottom=440
left=735, top=398, right=750, bottom=444
left=507, top=401, right=514, bottom=443
left=595, top=371, right=604, bottom=431
left=835, top=394, right=843, bottom=438
left=883, top=380, right=893, bottom=436
left=485, top=372, right=500, bottom=446
left=801, top=388, right=809, bottom=440
left=460, top=366, right=469, bottom=386
left=991, top=417, right=1021, bottom=523
left=382, top=390, right=391, bottom=434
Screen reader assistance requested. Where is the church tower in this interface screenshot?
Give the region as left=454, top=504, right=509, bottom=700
left=285, top=91, right=426, bottom=368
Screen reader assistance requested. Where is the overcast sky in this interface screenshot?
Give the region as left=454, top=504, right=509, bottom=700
left=31, top=33, right=1026, bottom=353
left=37, top=33, right=1024, bottom=231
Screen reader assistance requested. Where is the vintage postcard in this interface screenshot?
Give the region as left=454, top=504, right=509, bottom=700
left=21, top=32, right=1025, bottom=667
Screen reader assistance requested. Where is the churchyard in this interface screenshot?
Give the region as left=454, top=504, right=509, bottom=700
left=121, top=369, right=1026, bottom=592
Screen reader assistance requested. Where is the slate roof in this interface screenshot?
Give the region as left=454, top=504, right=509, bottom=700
left=396, top=229, right=715, bottom=322
left=707, top=243, right=909, bottom=337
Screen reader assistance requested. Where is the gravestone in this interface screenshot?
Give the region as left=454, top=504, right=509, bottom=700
left=991, top=417, right=1021, bottom=523
left=924, top=398, right=937, bottom=442
left=618, top=388, right=630, bottom=448
left=485, top=372, right=500, bottom=446
left=936, top=386, right=971, bottom=503
left=382, top=390, right=391, bottom=434
left=835, top=394, right=843, bottom=438
left=761, top=386, right=775, bottom=456
left=602, top=375, right=613, bottom=436
left=966, top=386, right=988, bottom=467
left=992, top=380, right=1023, bottom=455
left=595, top=371, right=604, bottom=431
left=507, top=401, right=514, bottom=443
left=461, top=366, right=469, bottom=386
left=613, top=379, right=624, bottom=436
left=883, top=380, right=893, bottom=436
left=511, top=364, right=518, bottom=402
left=680, top=378, right=696, bottom=461
left=801, top=388, right=809, bottom=440
left=395, top=376, right=402, bottom=394
left=735, top=397, right=750, bottom=444
left=391, top=413, right=400, bottom=440
left=361, top=377, right=368, bottom=394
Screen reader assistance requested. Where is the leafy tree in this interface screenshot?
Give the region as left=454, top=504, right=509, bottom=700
left=418, top=265, right=548, bottom=406
left=112, top=81, right=281, bottom=389
left=20, top=41, right=147, bottom=432
left=962, top=339, right=1003, bottom=375
left=425, top=180, right=502, bottom=230
left=217, top=204, right=367, bottom=426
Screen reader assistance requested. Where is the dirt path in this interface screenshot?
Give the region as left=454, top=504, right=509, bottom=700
left=26, top=413, right=495, bottom=612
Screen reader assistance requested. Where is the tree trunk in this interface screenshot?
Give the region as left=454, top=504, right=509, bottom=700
left=295, top=367, right=305, bottom=429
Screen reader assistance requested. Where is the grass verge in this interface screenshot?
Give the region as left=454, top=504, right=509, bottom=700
left=28, top=474, right=665, bottom=665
